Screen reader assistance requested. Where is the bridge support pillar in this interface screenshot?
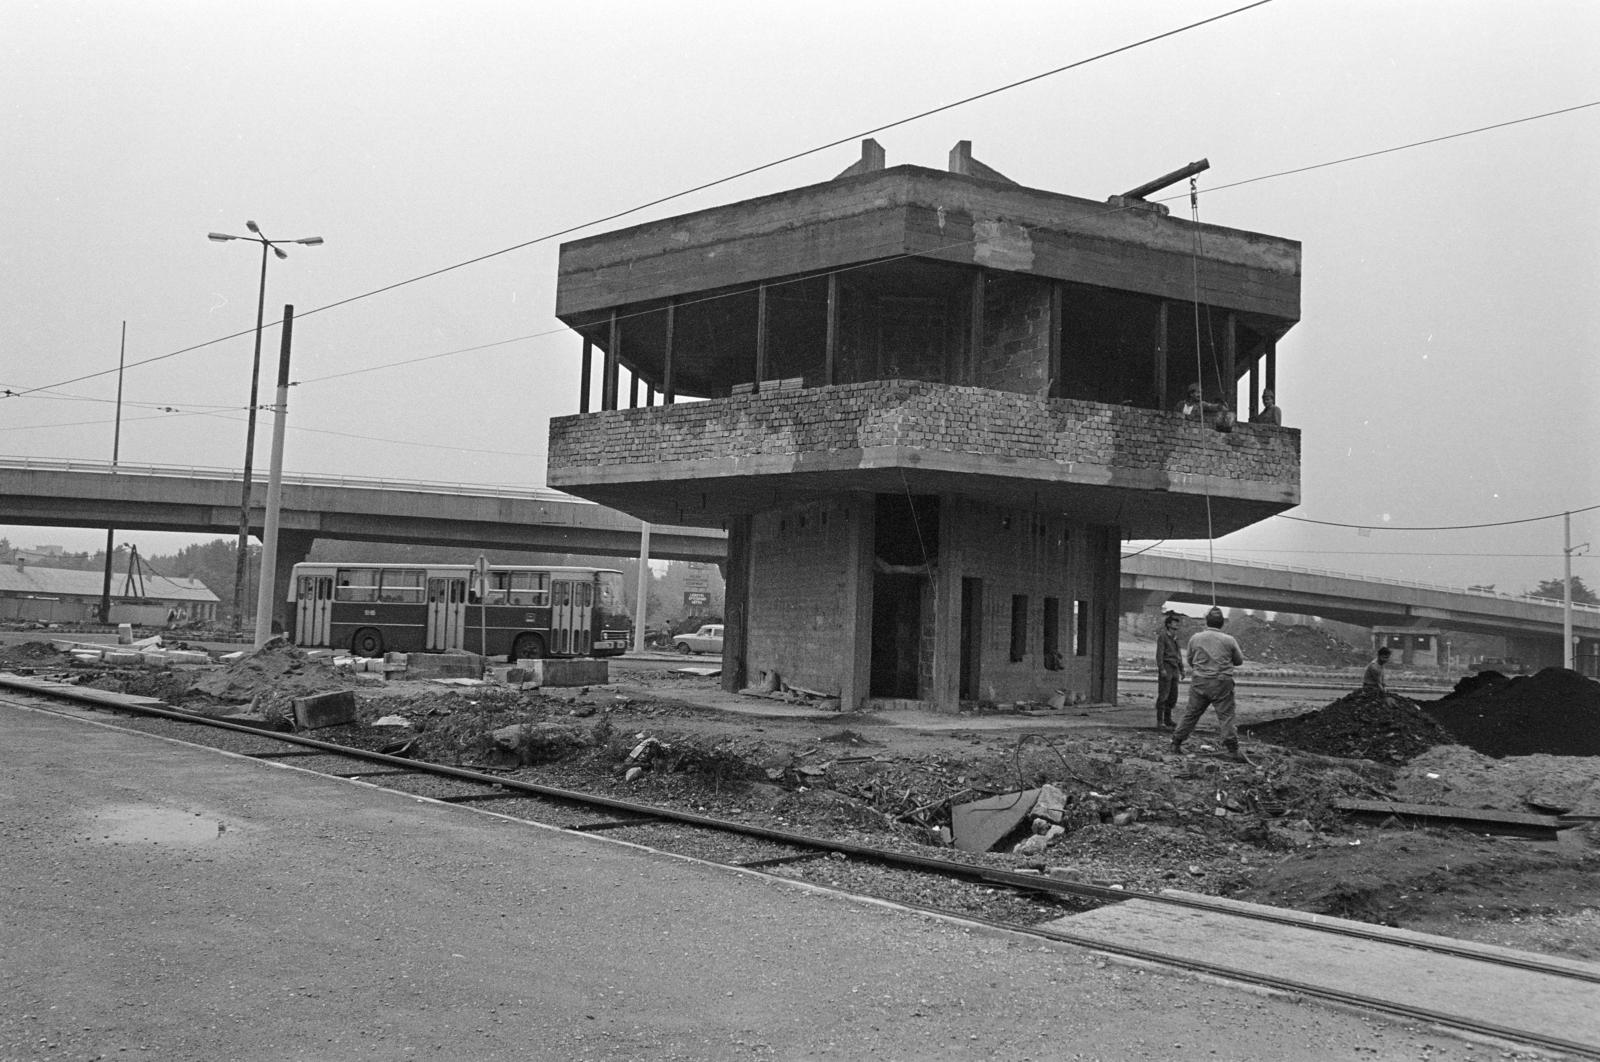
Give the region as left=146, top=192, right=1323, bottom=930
left=270, top=532, right=317, bottom=640
left=1117, top=589, right=1168, bottom=616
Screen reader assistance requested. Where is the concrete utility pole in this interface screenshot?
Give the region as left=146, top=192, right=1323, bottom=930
left=209, top=222, right=323, bottom=632
left=634, top=523, right=652, bottom=653
left=253, top=306, right=294, bottom=649
left=1563, top=512, right=1589, bottom=670
left=99, top=321, right=126, bottom=625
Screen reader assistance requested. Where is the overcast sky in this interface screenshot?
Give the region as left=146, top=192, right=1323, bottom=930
left=3, top=0, right=1596, bottom=596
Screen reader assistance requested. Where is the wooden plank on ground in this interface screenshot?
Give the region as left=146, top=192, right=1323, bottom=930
left=1334, top=798, right=1564, bottom=836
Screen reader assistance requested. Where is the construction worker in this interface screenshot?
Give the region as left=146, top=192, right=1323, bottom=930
left=1154, top=611, right=1183, bottom=729
left=1250, top=388, right=1282, bottom=426
left=1363, top=646, right=1392, bottom=694
left=1172, top=605, right=1245, bottom=759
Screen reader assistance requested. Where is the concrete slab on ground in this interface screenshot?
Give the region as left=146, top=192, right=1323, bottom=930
left=1040, top=896, right=1600, bottom=1052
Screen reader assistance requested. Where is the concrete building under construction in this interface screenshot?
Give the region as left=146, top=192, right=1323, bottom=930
left=547, top=141, right=1302, bottom=711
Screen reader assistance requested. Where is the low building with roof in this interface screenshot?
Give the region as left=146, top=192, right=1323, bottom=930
left=0, top=561, right=220, bottom=627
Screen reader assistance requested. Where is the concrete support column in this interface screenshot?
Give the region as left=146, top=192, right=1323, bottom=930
left=825, top=273, right=839, bottom=386
left=1091, top=526, right=1120, bottom=705
left=839, top=494, right=875, bottom=711
left=929, top=494, right=964, bottom=712
left=662, top=299, right=676, bottom=405
left=271, top=531, right=316, bottom=641
left=720, top=515, right=752, bottom=694
left=579, top=338, right=592, bottom=414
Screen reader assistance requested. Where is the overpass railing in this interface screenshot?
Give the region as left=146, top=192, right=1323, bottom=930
left=0, top=455, right=579, bottom=504
left=1132, top=547, right=1600, bottom=615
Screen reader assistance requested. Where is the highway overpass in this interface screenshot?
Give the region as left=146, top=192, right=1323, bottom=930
left=3, top=457, right=1594, bottom=667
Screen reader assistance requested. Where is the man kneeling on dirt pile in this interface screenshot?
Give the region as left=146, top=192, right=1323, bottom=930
left=1172, top=606, right=1246, bottom=760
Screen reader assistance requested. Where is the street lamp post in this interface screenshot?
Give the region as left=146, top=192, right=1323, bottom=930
left=208, top=222, right=322, bottom=633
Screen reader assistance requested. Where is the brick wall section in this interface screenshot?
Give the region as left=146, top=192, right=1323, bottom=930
left=746, top=500, right=854, bottom=696
left=548, top=380, right=1299, bottom=486
left=944, top=499, right=1110, bottom=705
left=976, top=274, right=1051, bottom=393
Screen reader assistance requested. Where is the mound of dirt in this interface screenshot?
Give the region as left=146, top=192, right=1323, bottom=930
left=190, top=641, right=363, bottom=704
left=1391, top=745, right=1600, bottom=815
left=1243, top=688, right=1456, bottom=763
left=0, top=640, right=68, bottom=668
left=1423, top=667, right=1600, bottom=758
left=1224, top=614, right=1369, bottom=668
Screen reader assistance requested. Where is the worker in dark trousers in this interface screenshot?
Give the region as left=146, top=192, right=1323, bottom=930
left=1172, top=606, right=1245, bottom=759
left=1154, top=611, right=1183, bottom=729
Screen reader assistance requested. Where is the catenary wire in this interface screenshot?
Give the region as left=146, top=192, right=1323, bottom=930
left=0, top=1, right=1274, bottom=402
left=1276, top=503, right=1600, bottom=532
left=7, top=91, right=1597, bottom=409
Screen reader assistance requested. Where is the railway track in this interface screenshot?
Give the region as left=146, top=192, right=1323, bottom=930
left=5, top=673, right=1599, bottom=1059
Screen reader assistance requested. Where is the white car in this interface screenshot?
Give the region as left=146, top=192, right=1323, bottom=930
left=673, top=624, right=724, bottom=655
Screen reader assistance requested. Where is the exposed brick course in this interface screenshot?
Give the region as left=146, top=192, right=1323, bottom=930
left=548, top=380, right=1299, bottom=487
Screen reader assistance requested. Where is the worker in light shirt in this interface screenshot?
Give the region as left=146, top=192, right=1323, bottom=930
left=1172, top=606, right=1246, bottom=760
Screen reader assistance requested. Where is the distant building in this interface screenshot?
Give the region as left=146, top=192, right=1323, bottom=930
left=1373, top=626, right=1444, bottom=669
left=0, top=561, right=220, bottom=626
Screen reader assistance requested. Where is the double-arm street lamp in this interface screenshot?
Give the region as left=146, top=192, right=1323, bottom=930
left=208, top=221, right=323, bottom=632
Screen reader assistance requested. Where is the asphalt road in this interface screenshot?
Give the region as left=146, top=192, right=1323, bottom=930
left=1, top=700, right=1509, bottom=1062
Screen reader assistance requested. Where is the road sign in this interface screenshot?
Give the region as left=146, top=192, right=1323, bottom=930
left=684, top=591, right=709, bottom=609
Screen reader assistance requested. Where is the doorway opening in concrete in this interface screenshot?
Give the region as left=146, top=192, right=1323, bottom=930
left=870, top=493, right=939, bottom=699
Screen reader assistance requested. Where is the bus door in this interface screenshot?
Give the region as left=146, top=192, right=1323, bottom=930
left=551, top=579, right=593, bottom=656
left=295, top=574, right=334, bottom=647
left=426, top=577, right=468, bottom=650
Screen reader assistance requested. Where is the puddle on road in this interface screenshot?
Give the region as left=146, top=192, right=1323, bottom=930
left=87, top=804, right=235, bottom=846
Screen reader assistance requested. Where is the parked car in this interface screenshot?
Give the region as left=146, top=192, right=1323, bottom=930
left=674, top=624, right=724, bottom=655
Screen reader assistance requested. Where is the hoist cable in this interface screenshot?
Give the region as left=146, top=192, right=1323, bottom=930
left=1188, top=177, right=1219, bottom=606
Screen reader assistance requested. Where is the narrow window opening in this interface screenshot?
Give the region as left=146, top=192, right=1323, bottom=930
left=1074, top=599, right=1090, bottom=657
left=1010, top=594, right=1028, bottom=662
left=1043, top=597, right=1062, bottom=670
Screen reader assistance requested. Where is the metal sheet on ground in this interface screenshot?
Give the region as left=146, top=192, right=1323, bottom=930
left=1042, top=899, right=1600, bottom=1051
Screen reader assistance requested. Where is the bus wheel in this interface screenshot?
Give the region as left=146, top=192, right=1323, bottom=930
left=351, top=628, right=384, bottom=658
left=511, top=633, right=546, bottom=662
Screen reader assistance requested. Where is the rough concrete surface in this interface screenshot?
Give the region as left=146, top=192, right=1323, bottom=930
left=0, top=703, right=1537, bottom=1062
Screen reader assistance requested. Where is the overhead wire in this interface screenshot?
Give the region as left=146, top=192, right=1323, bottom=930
left=1275, top=503, right=1600, bottom=532
left=0, top=0, right=1276, bottom=403
left=7, top=89, right=1597, bottom=421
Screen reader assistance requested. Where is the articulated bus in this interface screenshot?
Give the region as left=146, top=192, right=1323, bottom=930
left=289, top=562, right=630, bottom=660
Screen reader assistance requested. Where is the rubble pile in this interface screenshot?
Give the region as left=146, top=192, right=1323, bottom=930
left=1423, top=667, right=1600, bottom=758
left=1243, top=688, right=1456, bottom=763
left=190, top=641, right=358, bottom=703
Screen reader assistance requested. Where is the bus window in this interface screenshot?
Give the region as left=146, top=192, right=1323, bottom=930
left=507, top=571, right=549, bottom=606
left=485, top=571, right=510, bottom=606
left=379, top=569, right=426, bottom=604
left=335, top=569, right=380, bottom=602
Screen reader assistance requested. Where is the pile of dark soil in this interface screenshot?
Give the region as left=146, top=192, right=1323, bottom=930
left=1423, top=668, right=1600, bottom=758
left=1242, top=688, right=1456, bottom=763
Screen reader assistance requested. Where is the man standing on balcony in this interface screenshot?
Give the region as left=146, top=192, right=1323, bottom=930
left=1172, top=606, right=1246, bottom=760
left=1155, top=611, right=1183, bottom=730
